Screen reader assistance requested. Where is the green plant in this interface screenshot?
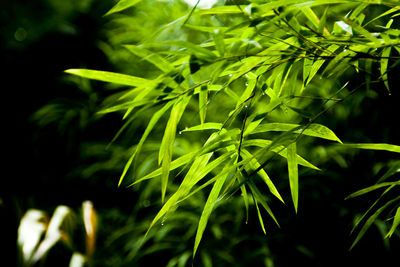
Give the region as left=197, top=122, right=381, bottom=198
left=65, top=0, right=400, bottom=260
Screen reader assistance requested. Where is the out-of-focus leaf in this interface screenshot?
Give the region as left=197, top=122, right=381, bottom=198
left=32, top=206, right=74, bottom=263
left=200, top=5, right=245, bottom=15
left=345, top=181, right=400, bottom=199
left=380, top=47, right=391, bottom=93
left=18, top=210, right=47, bottom=263
left=69, top=253, right=86, bottom=267
left=82, top=201, right=96, bottom=257
left=386, top=207, right=400, bottom=238
left=350, top=196, right=400, bottom=250
left=343, top=143, right=400, bottom=153
left=124, top=45, right=175, bottom=73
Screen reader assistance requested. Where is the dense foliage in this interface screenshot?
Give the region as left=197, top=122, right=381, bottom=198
left=8, top=0, right=400, bottom=266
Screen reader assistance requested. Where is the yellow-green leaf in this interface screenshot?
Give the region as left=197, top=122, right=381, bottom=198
left=386, top=207, right=400, bottom=238
left=287, top=142, right=299, bottom=213
left=105, top=0, right=142, bottom=16
left=65, top=69, right=151, bottom=87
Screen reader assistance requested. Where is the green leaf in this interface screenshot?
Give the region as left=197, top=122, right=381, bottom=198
left=119, top=101, right=175, bottom=187
left=345, top=181, right=400, bottom=199
left=241, top=149, right=284, bottom=203
left=350, top=196, right=400, bottom=250
left=182, top=123, right=222, bottom=132
left=65, top=69, right=152, bottom=87
left=105, top=0, right=142, bottom=16
left=380, top=47, right=391, bottom=93
left=145, top=154, right=211, bottom=236
left=200, top=5, right=245, bottom=15
left=343, top=143, right=400, bottom=153
left=254, top=199, right=266, bottom=234
left=159, top=96, right=191, bottom=202
left=212, top=30, right=225, bottom=57
left=199, top=86, right=208, bottom=125
left=287, top=142, right=299, bottom=213
left=386, top=207, right=400, bottom=238
left=130, top=151, right=197, bottom=186
left=251, top=123, right=342, bottom=143
left=193, top=161, right=234, bottom=257
left=350, top=185, right=396, bottom=235
left=248, top=180, right=280, bottom=227
left=242, top=139, right=320, bottom=170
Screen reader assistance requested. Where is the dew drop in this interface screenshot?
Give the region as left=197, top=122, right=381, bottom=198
left=161, top=222, right=164, bottom=226
left=245, top=221, right=248, bottom=225
left=229, top=73, right=233, bottom=77
left=245, top=83, right=249, bottom=86
left=179, top=131, right=182, bottom=135
left=245, top=105, right=248, bottom=108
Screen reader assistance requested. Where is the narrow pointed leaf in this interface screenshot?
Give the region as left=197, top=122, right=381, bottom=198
left=193, top=162, right=234, bottom=257
left=182, top=123, right=223, bottom=132
left=65, top=69, right=151, bottom=87
left=287, top=142, right=299, bottom=213
left=380, top=47, right=391, bottom=93
left=344, top=143, right=400, bottom=153
left=199, top=86, right=208, bottom=125
left=119, top=101, right=175, bottom=186
left=242, top=139, right=320, bottom=170
left=350, top=196, right=400, bottom=250
left=159, top=97, right=191, bottom=201
left=386, top=207, right=400, bottom=238
left=105, top=0, right=142, bottom=16
left=252, top=123, right=342, bottom=143
left=345, top=181, right=400, bottom=199
left=241, top=149, right=284, bottom=203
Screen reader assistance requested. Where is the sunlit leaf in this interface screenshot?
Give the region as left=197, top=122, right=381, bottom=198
left=119, top=101, right=175, bottom=186
left=159, top=96, right=191, bottom=201
left=65, top=69, right=154, bottom=88
left=251, top=123, right=342, bottom=143
left=105, top=0, right=142, bottom=16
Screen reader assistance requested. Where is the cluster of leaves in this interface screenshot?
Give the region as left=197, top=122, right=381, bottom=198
left=66, top=0, right=400, bottom=259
